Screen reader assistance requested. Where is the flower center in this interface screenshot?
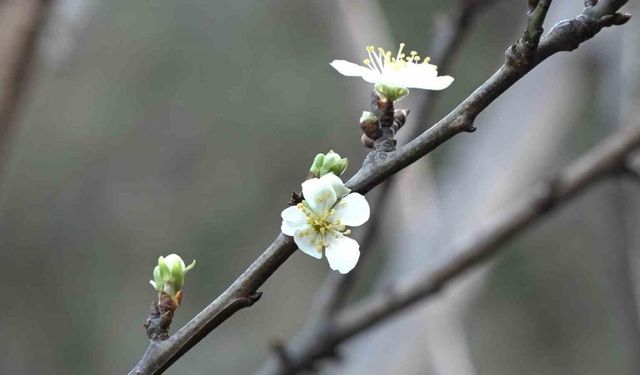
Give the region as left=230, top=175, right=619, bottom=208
left=297, top=203, right=351, bottom=253
left=362, top=43, right=431, bottom=74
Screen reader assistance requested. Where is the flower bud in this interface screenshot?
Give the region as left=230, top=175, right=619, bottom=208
left=309, top=150, right=348, bottom=177
left=150, top=253, right=196, bottom=302
left=393, top=109, right=410, bottom=131
left=374, top=83, right=409, bottom=102
left=359, top=111, right=381, bottom=139
left=361, top=134, right=374, bottom=148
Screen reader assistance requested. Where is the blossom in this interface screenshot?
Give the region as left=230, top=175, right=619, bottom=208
left=281, top=173, right=370, bottom=274
left=330, top=43, right=454, bottom=99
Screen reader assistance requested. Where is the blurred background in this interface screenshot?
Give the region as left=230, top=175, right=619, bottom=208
left=0, top=0, right=638, bottom=374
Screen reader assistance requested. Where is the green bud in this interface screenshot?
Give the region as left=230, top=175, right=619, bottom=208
left=309, top=150, right=348, bottom=177
left=150, top=265, right=163, bottom=292
left=158, top=256, right=170, bottom=280
left=329, top=157, right=348, bottom=176
left=309, top=153, right=325, bottom=177
left=149, top=253, right=196, bottom=300
left=374, top=83, right=409, bottom=102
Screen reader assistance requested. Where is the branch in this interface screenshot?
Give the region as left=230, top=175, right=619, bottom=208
left=412, top=0, right=502, bottom=136
left=0, top=0, right=52, bottom=165
left=129, top=1, right=630, bottom=373
left=258, top=121, right=640, bottom=374
left=272, top=1, right=502, bottom=363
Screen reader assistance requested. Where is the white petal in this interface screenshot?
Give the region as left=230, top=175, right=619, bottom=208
left=410, top=75, right=454, bottom=90
left=320, top=173, right=350, bottom=198
left=281, top=206, right=308, bottom=236
left=330, top=60, right=380, bottom=84
left=294, top=228, right=323, bottom=259
left=330, top=60, right=371, bottom=77
left=379, top=63, right=453, bottom=91
left=360, top=69, right=381, bottom=84
left=333, top=193, right=370, bottom=227
left=302, top=177, right=337, bottom=215
left=325, top=234, right=360, bottom=274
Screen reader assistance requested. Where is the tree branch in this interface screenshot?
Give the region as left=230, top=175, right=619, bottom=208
left=311, top=0, right=499, bottom=322
left=129, top=1, right=630, bottom=373
left=264, top=3, right=502, bottom=371
left=257, top=121, right=640, bottom=374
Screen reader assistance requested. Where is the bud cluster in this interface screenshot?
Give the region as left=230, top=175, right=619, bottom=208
left=309, top=150, right=348, bottom=178
left=359, top=91, right=410, bottom=150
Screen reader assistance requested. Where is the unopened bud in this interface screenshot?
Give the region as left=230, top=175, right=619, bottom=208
left=309, top=150, right=348, bottom=177
left=361, top=134, right=375, bottom=149
left=360, top=111, right=381, bottom=139
left=393, top=109, right=410, bottom=131
left=150, top=253, right=196, bottom=303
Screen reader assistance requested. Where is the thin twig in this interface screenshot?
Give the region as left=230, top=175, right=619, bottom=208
left=259, top=121, right=640, bottom=373
left=129, top=1, right=630, bottom=373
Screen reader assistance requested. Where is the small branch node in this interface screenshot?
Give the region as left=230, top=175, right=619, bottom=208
left=393, top=109, right=410, bottom=132
left=144, top=292, right=178, bottom=341
left=451, top=114, right=476, bottom=133
left=605, top=12, right=632, bottom=25
left=243, top=291, right=263, bottom=307
left=509, top=0, right=553, bottom=69
left=288, top=192, right=303, bottom=206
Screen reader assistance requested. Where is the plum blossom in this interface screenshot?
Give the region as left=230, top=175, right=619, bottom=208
left=281, top=173, right=370, bottom=274
left=330, top=43, right=454, bottom=100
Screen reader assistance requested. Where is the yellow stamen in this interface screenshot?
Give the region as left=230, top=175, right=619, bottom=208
left=396, top=42, right=406, bottom=61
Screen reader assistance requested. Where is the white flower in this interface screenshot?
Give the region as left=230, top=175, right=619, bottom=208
left=330, top=43, right=454, bottom=91
left=281, top=173, right=370, bottom=274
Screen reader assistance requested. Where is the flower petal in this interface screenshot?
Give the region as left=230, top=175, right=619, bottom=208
left=281, top=206, right=308, bottom=236
left=320, top=173, right=350, bottom=198
left=325, top=233, right=360, bottom=274
left=302, top=177, right=338, bottom=215
left=330, top=60, right=380, bottom=84
left=330, top=60, right=371, bottom=77
left=333, top=193, right=370, bottom=227
left=294, top=228, right=323, bottom=259
left=378, top=63, right=453, bottom=91
left=410, top=75, right=454, bottom=90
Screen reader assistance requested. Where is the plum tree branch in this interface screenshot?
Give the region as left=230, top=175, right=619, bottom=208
left=264, top=119, right=640, bottom=374
left=306, top=0, right=501, bottom=322
left=261, top=2, right=502, bottom=372
left=129, top=1, right=630, bottom=373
